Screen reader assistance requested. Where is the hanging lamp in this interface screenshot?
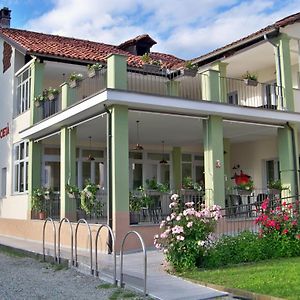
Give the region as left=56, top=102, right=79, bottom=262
left=159, top=140, right=168, bottom=164
left=133, top=120, right=144, bottom=150
left=87, top=136, right=95, bottom=161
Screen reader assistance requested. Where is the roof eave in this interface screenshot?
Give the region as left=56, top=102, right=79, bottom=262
left=0, top=32, right=27, bottom=55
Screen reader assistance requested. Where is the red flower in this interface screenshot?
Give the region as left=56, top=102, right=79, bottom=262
left=295, top=234, right=300, bottom=240
left=261, top=199, right=269, bottom=210
left=282, top=201, right=287, bottom=206
left=282, top=229, right=289, bottom=235
left=292, top=220, right=298, bottom=226
left=283, top=215, right=289, bottom=221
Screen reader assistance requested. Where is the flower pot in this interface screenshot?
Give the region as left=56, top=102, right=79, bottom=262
left=268, top=188, right=281, bottom=195
left=38, top=211, right=46, bottom=220
left=69, top=79, right=78, bottom=88
left=243, top=78, right=258, bottom=86
left=130, top=212, right=140, bottom=225
left=87, top=68, right=96, bottom=78
left=181, top=69, right=198, bottom=77
left=237, top=189, right=252, bottom=196
left=143, top=64, right=160, bottom=74
left=34, top=100, right=41, bottom=107
left=48, top=93, right=58, bottom=101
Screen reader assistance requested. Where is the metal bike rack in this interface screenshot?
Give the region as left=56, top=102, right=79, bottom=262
left=120, top=231, right=147, bottom=297
left=74, top=219, right=93, bottom=274
left=42, top=217, right=57, bottom=263
left=58, top=218, right=74, bottom=265
left=95, top=224, right=117, bottom=285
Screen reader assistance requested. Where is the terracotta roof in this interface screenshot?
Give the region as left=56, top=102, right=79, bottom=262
left=0, top=28, right=184, bottom=69
left=118, top=34, right=157, bottom=50
left=192, top=11, right=300, bottom=65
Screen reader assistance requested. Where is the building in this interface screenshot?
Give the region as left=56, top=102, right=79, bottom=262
left=0, top=7, right=300, bottom=249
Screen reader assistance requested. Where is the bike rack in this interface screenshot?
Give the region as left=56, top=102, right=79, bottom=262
left=74, top=219, right=93, bottom=274
left=120, top=231, right=147, bottom=297
left=58, top=218, right=74, bottom=265
left=42, top=217, right=57, bottom=263
left=95, top=224, right=117, bottom=285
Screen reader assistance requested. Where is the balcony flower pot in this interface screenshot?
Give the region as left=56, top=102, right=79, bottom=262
left=69, top=79, right=79, bottom=88
left=87, top=68, right=96, bottom=78
left=143, top=63, right=160, bottom=74
left=34, top=100, right=41, bottom=107
left=243, top=78, right=258, bottom=86
left=181, top=68, right=198, bottom=77
left=237, top=189, right=252, bottom=196
left=268, top=188, right=281, bottom=195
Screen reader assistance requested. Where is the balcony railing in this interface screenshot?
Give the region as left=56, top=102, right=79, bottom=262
left=41, top=95, right=61, bottom=119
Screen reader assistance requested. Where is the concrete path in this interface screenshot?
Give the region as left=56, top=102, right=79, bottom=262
left=0, top=234, right=228, bottom=300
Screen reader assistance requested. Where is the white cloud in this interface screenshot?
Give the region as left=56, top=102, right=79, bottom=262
left=24, top=0, right=300, bottom=59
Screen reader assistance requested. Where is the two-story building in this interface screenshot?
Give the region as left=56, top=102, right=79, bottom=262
left=0, top=7, right=300, bottom=248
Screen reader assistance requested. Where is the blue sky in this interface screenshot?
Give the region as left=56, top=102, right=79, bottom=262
left=2, top=0, right=300, bottom=59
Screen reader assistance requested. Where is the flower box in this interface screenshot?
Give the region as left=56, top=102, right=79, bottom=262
left=243, top=78, right=258, bottom=86
left=143, top=63, right=160, bottom=74
left=69, top=79, right=78, bottom=88
left=181, top=68, right=198, bottom=77
left=87, top=68, right=96, bottom=78
left=237, top=189, right=252, bottom=196
left=268, top=188, right=281, bottom=195
left=48, top=93, right=57, bottom=101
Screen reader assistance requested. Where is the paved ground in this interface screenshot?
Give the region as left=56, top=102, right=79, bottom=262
left=0, top=250, right=145, bottom=300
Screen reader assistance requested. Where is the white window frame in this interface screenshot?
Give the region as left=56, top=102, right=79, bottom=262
left=13, top=140, right=29, bottom=193
left=16, top=67, right=31, bottom=115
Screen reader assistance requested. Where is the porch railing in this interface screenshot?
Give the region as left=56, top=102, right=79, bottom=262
left=41, top=95, right=61, bottom=119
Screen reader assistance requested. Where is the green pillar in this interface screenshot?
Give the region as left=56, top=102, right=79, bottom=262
left=166, top=80, right=180, bottom=97
left=273, top=34, right=294, bottom=111
left=223, top=139, right=231, bottom=191
left=111, top=105, right=129, bottom=228
left=203, top=116, right=225, bottom=207
left=107, top=54, right=127, bottom=90
left=278, top=124, right=299, bottom=198
left=61, top=82, right=76, bottom=108
left=30, top=61, right=45, bottom=125
left=60, top=127, right=77, bottom=221
left=212, top=62, right=228, bottom=103
left=201, top=69, right=220, bottom=102
left=172, top=147, right=182, bottom=191
left=27, top=140, right=42, bottom=219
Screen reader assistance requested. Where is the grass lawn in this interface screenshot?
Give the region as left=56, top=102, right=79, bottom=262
left=179, top=257, right=300, bottom=300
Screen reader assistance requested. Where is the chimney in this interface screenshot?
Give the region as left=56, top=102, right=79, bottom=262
left=0, top=7, right=11, bottom=28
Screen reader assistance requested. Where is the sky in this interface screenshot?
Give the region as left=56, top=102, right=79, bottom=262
left=1, top=0, right=300, bottom=59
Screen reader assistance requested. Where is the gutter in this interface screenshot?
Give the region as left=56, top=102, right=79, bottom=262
left=104, top=104, right=113, bottom=252
left=286, top=122, right=299, bottom=198
left=263, top=33, right=284, bottom=109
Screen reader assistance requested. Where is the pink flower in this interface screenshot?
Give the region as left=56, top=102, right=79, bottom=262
left=185, top=201, right=194, bottom=207
left=187, top=221, right=193, bottom=228
left=261, top=199, right=269, bottom=210
left=176, top=235, right=185, bottom=241
left=282, top=229, right=289, bottom=235
left=283, top=215, right=289, bottom=221
left=295, top=234, right=300, bottom=240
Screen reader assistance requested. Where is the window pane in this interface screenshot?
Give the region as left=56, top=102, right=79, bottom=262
left=45, top=162, right=60, bottom=191
left=182, top=163, right=192, bottom=180
left=133, top=163, right=143, bottom=190
left=182, top=154, right=192, bottom=162
left=82, top=149, right=103, bottom=159
left=44, top=148, right=60, bottom=155
left=148, top=153, right=170, bottom=161
left=129, top=152, right=143, bottom=159
left=146, top=164, right=157, bottom=182
left=15, top=165, right=19, bottom=192
left=15, top=145, right=19, bottom=160
left=194, top=155, right=203, bottom=161
left=160, top=164, right=170, bottom=185
left=20, top=143, right=25, bottom=160
left=82, top=162, right=91, bottom=184
left=20, top=162, right=24, bottom=192
left=266, top=160, right=275, bottom=183
left=195, top=165, right=204, bottom=185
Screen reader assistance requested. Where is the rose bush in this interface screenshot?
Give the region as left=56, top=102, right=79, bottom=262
left=154, top=194, right=221, bottom=270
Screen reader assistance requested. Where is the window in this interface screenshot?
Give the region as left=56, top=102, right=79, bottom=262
left=13, top=141, right=29, bottom=193
left=182, top=153, right=204, bottom=186
left=264, top=82, right=277, bottom=108
left=16, top=67, right=31, bottom=114
left=1, top=168, right=7, bottom=197
left=266, top=159, right=280, bottom=184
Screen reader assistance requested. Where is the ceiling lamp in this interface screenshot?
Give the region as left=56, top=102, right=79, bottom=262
left=160, top=140, right=168, bottom=164
left=87, top=136, right=95, bottom=161
left=133, top=120, right=144, bottom=150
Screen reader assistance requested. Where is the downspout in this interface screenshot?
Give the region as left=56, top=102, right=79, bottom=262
left=264, top=34, right=284, bottom=109
left=104, top=104, right=113, bottom=252
left=286, top=122, right=299, bottom=199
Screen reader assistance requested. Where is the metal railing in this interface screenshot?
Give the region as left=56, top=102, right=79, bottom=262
left=41, top=95, right=61, bottom=119
left=95, top=224, right=117, bottom=285
left=120, top=231, right=147, bottom=297
left=58, top=218, right=73, bottom=265
left=221, top=77, right=282, bottom=110
left=42, top=217, right=57, bottom=263
left=74, top=219, right=93, bottom=274
left=32, top=192, right=60, bottom=221
left=70, top=69, right=107, bottom=103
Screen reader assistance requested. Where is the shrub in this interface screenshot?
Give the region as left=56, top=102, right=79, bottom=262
left=154, top=194, right=221, bottom=271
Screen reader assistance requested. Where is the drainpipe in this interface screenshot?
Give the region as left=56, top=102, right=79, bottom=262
left=286, top=122, right=299, bottom=199
left=104, top=104, right=112, bottom=252
left=264, top=34, right=284, bottom=109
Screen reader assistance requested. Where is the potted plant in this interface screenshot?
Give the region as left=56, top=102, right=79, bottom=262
left=129, top=192, right=142, bottom=224
left=31, top=187, right=46, bottom=220
left=181, top=61, right=198, bottom=77
left=141, top=53, right=161, bottom=74
left=268, top=179, right=283, bottom=195
left=66, top=183, right=80, bottom=198
left=80, top=180, right=99, bottom=215
left=242, top=71, right=258, bottom=86
left=68, top=72, right=83, bottom=88
left=236, top=180, right=254, bottom=195
left=47, top=87, right=60, bottom=100
left=87, top=63, right=103, bottom=78
left=33, top=94, right=46, bottom=107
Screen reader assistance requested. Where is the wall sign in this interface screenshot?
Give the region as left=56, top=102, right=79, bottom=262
left=0, top=123, right=9, bottom=139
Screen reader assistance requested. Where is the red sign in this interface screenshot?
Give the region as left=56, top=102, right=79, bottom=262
left=0, top=123, right=9, bottom=139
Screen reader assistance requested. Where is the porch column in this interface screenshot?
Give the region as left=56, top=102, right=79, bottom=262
left=212, top=62, right=228, bottom=103
left=27, top=141, right=42, bottom=219
left=166, top=81, right=180, bottom=97
left=60, top=127, right=77, bottom=221
left=30, top=60, right=45, bottom=125
left=61, top=82, right=76, bottom=108
left=201, top=69, right=220, bottom=102
left=223, top=138, right=232, bottom=191
left=277, top=124, right=299, bottom=198
left=172, top=147, right=182, bottom=191
left=107, top=54, right=127, bottom=90
left=203, top=116, right=225, bottom=207
left=111, top=105, right=129, bottom=233
left=273, top=34, right=294, bottom=111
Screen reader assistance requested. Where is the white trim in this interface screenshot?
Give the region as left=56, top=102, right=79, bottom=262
left=223, top=119, right=285, bottom=128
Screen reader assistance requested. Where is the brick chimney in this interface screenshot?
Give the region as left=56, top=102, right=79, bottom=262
left=0, top=7, right=11, bottom=28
